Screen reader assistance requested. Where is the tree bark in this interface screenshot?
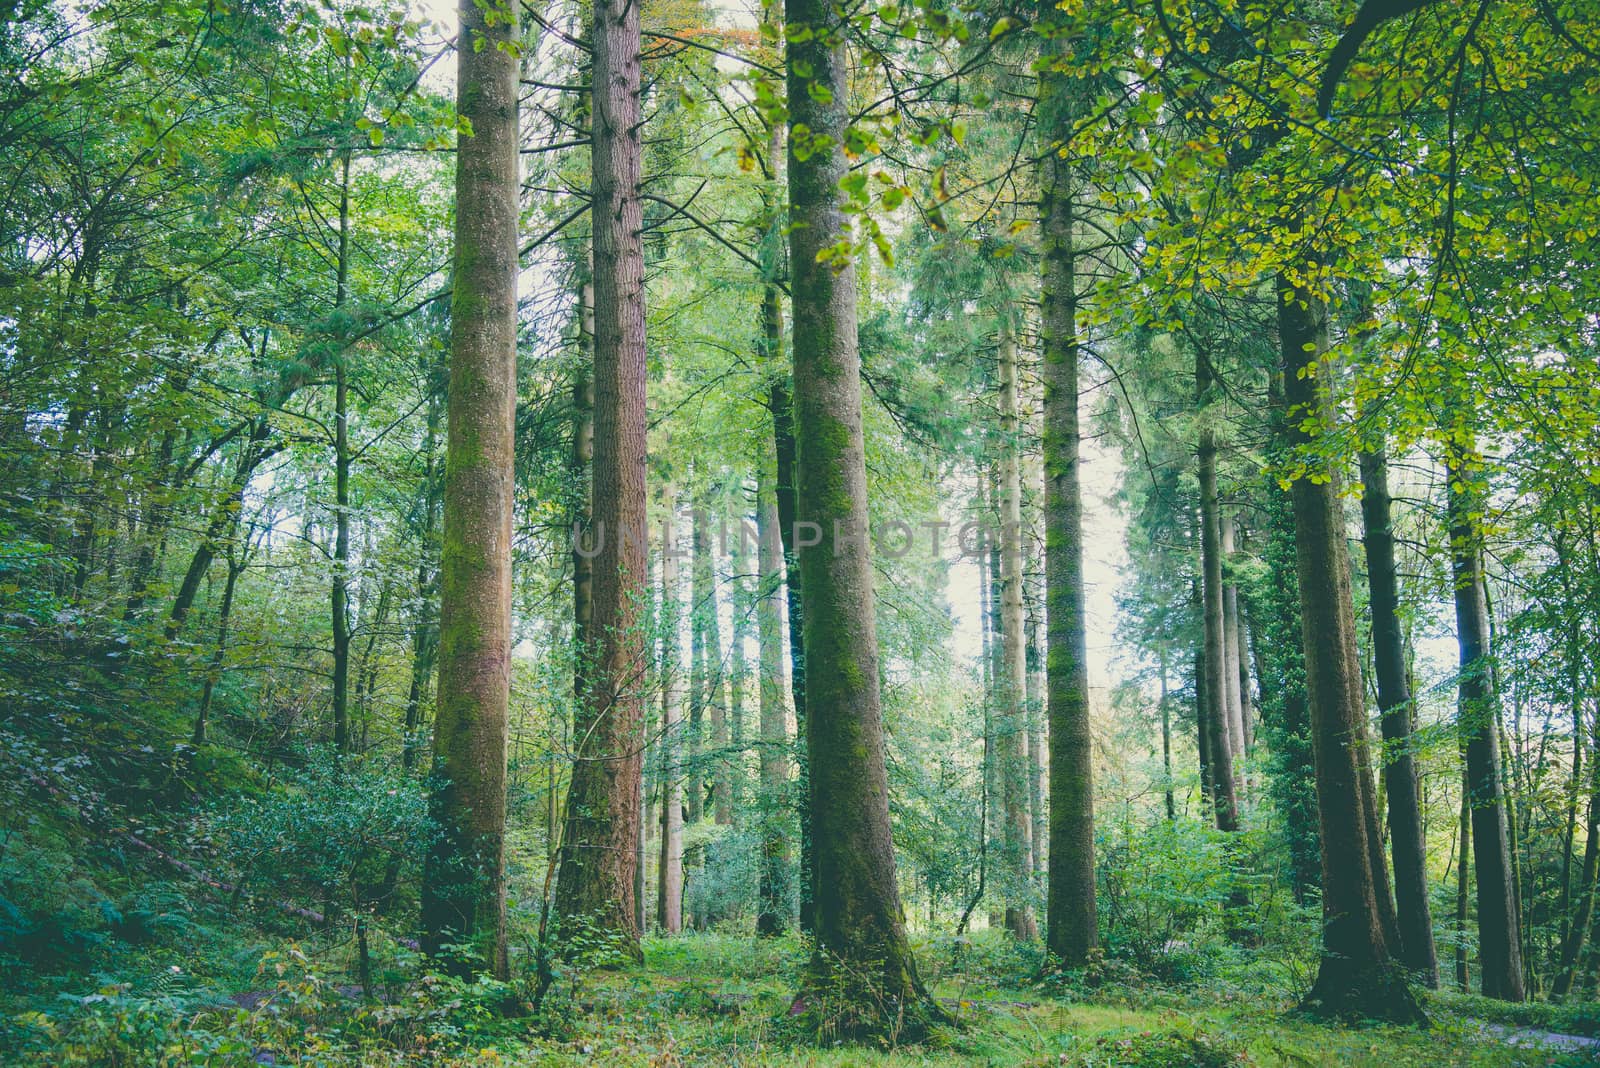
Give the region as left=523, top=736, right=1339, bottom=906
left=756, top=474, right=790, bottom=936
left=1456, top=772, right=1472, bottom=991
left=1447, top=448, right=1526, bottom=1001
left=552, top=0, right=648, bottom=958
left=1555, top=740, right=1599, bottom=999
left=330, top=151, right=353, bottom=755
left=403, top=371, right=443, bottom=772
left=785, top=0, right=935, bottom=1026
left=1037, top=28, right=1097, bottom=966
left=1359, top=445, right=1439, bottom=986
left=771, top=377, right=813, bottom=933
left=1278, top=271, right=1419, bottom=1022
left=1025, top=476, right=1047, bottom=876
left=1219, top=514, right=1246, bottom=764
left=997, top=316, right=1038, bottom=940
left=193, top=534, right=244, bottom=746
left=656, top=483, right=684, bottom=933
left=419, top=0, right=517, bottom=978
left=695, top=495, right=731, bottom=828
left=688, top=484, right=708, bottom=828
left=1197, top=353, right=1241, bottom=831
left=572, top=252, right=595, bottom=706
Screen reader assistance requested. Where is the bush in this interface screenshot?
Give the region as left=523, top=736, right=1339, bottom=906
left=1096, top=817, right=1239, bottom=978
left=1055, top=1027, right=1246, bottom=1067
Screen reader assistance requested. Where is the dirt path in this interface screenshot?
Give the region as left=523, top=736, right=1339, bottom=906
left=1480, top=1021, right=1600, bottom=1055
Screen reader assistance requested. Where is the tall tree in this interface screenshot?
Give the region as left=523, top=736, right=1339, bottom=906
left=1196, top=352, right=1241, bottom=831
left=1448, top=444, right=1526, bottom=1002
left=1036, top=12, right=1097, bottom=966
left=1359, top=444, right=1438, bottom=986
left=785, top=0, right=935, bottom=1028
left=656, top=482, right=685, bottom=933
left=756, top=472, right=790, bottom=936
left=1278, top=270, right=1418, bottom=1021
left=553, top=0, right=648, bottom=957
left=997, top=313, right=1037, bottom=939
left=419, top=0, right=518, bottom=979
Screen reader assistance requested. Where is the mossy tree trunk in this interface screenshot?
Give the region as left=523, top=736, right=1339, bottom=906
left=1037, top=19, right=1097, bottom=967
left=1256, top=374, right=1320, bottom=899
left=552, top=0, right=647, bottom=959
left=1359, top=445, right=1439, bottom=986
left=419, top=0, right=518, bottom=978
left=785, top=0, right=935, bottom=1029
left=1278, top=270, right=1419, bottom=1022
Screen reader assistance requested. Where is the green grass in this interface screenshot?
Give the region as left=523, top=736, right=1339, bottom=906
left=10, top=931, right=1596, bottom=1066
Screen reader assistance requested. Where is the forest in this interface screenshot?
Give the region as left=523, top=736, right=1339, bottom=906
left=2, top=0, right=1599, bottom=1063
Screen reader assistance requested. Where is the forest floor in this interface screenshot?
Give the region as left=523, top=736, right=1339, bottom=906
left=470, top=935, right=1598, bottom=1067
left=13, top=931, right=1600, bottom=1066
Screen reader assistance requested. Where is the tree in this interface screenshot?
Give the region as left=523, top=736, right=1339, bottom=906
left=1358, top=444, right=1439, bottom=986
left=785, top=0, right=936, bottom=1030
left=996, top=312, right=1037, bottom=940
left=1278, top=269, right=1419, bottom=1022
left=756, top=470, right=791, bottom=936
left=1448, top=442, right=1526, bottom=1002
left=1036, top=0, right=1097, bottom=969
left=553, top=0, right=650, bottom=958
left=419, top=0, right=519, bottom=979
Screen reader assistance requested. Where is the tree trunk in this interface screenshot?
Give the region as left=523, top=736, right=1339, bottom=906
left=688, top=484, right=707, bottom=828
left=1236, top=589, right=1255, bottom=752
left=572, top=253, right=595, bottom=706
left=403, top=376, right=443, bottom=772
left=1257, top=379, right=1320, bottom=900
left=985, top=477, right=1004, bottom=931
left=1197, top=353, right=1241, bottom=831
left=418, top=0, right=517, bottom=979
left=1447, top=448, right=1526, bottom=1002
left=1278, top=271, right=1419, bottom=1022
left=1456, top=768, right=1472, bottom=991
left=551, top=0, right=648, bottom=959
left=1555, top=760, right=1600, bottom=999
left=695, top=495, right=731, bottom=828
left=194, top=535, right=244, bottom=746
left=165, top=421, right=274, bottom=641
left=1025, top=498, right=1047, bottom=877
left=756, top=474, right=790, bottom=936
left=728, top=504, right=750, bottom=821
left=1195, top=592, right=1214, bottom=811
left=331, top=151, right=354, bottom=755
left=1219, top=514, right=1246, bottom=764
left=1037, top=31, right=1097, bottom=967
left=997, top=316, right=1037, bottom=940
left=656, top=484, right=684, bottom=933
left=785, top=0, right=935, bottom=1026
left=771, top=377, right=813, bottom=933
left=1160, top=653, right=1175, bottom=820
left=1359, top=445, right=1439, bottom=986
